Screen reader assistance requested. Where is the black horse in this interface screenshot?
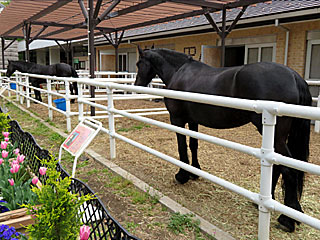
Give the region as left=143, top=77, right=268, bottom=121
left=134, top=47, right=312, bottom=232
left=6, top=60, right=78, bottom=103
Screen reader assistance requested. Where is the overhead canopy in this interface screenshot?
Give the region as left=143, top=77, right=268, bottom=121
left=0, top=0, right=270, bottom=41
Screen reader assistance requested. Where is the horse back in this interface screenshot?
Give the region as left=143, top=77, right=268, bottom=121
left=165, top=61, right=303, bottom=128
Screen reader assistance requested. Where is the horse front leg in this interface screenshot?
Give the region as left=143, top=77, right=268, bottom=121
left=171, top=117, right=190, bottom=184
left=188, top=122, right=200, bottom=180
left=69, top=83, right=75, bottom=104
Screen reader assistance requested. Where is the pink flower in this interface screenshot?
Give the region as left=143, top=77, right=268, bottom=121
left=2, top=132, right=9, bottom=138
left=2, top=150, right=8, bottom=159
left=10, top=163, right=20, bottom=174
left=32, top=176, right=39, bottom=185
left=39, top=167, right=47, bottom=176
left=13, top=148, right=19, bottom=155
left=11, top=160, right=19, bottom=165
left=4, top=137, right=9, bottom=142
left=1, top=141, right=8, bottom=150
left=80, top=225, right=91, bottom=240
left=8, top=178, right=14, bottom=186
left=17, top=154, right=25, bottom=163
left=0, top=158, right=3, bottom=165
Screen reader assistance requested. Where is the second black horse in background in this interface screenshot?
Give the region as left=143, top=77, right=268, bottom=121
left=6, top=60, right=78, bottom=103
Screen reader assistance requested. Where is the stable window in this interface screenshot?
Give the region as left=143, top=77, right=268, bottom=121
left=118, top=53, right=127, bottom=72
left=305, top=39, right=320, bottom=80
left=244, top=43, right=276, bottom=64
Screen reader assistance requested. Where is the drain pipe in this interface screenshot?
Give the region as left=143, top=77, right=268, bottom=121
left=275, top=19, right=289, bottom=66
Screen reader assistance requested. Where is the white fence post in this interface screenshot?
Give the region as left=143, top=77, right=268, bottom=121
left=65, top=80, right=71, bottom=132
left=15, top=74, right=19, bottom=101
left=258, top=109, right=276, bottom=240
left=25, top=76, right=30, bottom=108
left=19, top=75, right=23, bottom=105
left=107, top=86, right=116, bottom=159
left=47, top=78, right=53, bottom=120
left=315, top=93, right=320, bottom=133
left=78, top=83, right=84, bottom=121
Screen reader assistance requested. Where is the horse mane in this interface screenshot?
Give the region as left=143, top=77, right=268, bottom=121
left=11, top=61, right=38, bottom=73
left=151, top=48, right=193, bottom=70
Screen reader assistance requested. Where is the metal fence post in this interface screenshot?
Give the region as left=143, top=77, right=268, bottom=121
left=65, top=80, right=71, bottom=132
left=47, top=78, right=53, bottom=120
left=107, top=86, right=116, bottom=159
left=258, top=109, right=276, bottom=240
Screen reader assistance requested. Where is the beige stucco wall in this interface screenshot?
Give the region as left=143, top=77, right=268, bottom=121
left=95, top=19, right=320, bottom=78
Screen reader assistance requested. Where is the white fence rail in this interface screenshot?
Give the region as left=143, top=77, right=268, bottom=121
left=0, top=70, right=165, bottom=131
left=77, top=80, right=320, bottom=240
left=1, top=71, right=320, bottom=239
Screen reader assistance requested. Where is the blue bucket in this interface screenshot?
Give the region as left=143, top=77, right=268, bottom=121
left=10, top=83, right=16, bottom=90
left=53, top=98, right=66, bottom=111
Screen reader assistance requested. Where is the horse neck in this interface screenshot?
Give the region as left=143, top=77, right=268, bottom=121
left=13, top=62, right=34, bottom=74
left=151, top=50, right=189, bottom=86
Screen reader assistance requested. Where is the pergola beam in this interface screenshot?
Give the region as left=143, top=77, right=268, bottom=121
left=78, top=0, right=88, bottom=20
left=2, top=0, right=72, bottom=36
left=97, top=0, right=120, bottom=23
left=29, top=25, right=48, bottom=44
left=225, top=0, right=269, bottom=8
left=118, top=9, right=207, bottom=31
left=104, top=0, right=166, bottom=20
left=167, top=0, right=224, bottom=9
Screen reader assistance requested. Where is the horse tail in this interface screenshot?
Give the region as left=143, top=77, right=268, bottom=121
left=71, top=67, right=79, bottom=78
left=286, top=71, right=312, bottom=200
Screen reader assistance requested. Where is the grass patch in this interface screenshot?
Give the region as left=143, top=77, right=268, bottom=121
left=117, top=123, right=150, bottom=132
left=168, top=212, right=215, bottom=240
left=125, top=222, right=139, bottom=233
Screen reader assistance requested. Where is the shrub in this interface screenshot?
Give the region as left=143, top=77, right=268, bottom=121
left=23, top=156, right=94, bottom=240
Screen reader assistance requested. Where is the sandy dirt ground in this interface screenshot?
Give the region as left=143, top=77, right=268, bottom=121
left=3, top=92, right=320, bottom=240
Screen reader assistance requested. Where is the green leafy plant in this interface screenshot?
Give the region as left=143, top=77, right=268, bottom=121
left=23, top=156, right=94, bottom=240
left=0, top=112, right=10, bottom=134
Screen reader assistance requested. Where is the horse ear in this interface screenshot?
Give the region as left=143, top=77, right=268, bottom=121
left=151, top=43, right=154, bottom=49
left=138, top=45, right=144, bottom=57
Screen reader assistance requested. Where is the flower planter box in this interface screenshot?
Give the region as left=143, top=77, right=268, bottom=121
left=0, top=207, right=34, bottom=231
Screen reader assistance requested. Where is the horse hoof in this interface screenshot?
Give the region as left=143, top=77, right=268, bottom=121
left=278, top=214, right=295, bottom=232
left=189, top=173, right=199, bottom=180
left=175, top=173, right=189, bottom=184
left=71, top=100, right=75, bottom=104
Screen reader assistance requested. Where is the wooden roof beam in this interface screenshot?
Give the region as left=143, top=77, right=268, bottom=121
left=78, top=0, right=88, bottom=20
left=103, top=0, right=166, bottom=21
left=3, top=0, right=72, bottom=36
left=118, top=9, right=207, bottom=31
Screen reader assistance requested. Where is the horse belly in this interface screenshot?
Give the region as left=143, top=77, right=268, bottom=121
left=188, top=103, right=251, bottom=129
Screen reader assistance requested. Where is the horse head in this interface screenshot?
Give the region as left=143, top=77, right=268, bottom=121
left=134, top=46, right=157, bottom=86
left=6, top=60, right=15, bottom=77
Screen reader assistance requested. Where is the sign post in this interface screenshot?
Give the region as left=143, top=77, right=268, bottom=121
left=58, top=118, right=102, bottom=178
